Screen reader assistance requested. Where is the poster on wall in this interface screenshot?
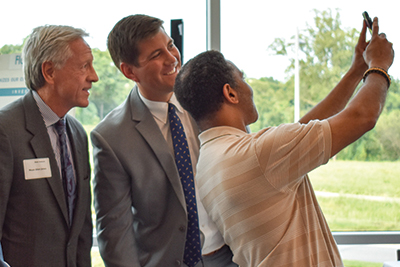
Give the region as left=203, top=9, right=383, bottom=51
left=0, top=53, right=28, bottom=109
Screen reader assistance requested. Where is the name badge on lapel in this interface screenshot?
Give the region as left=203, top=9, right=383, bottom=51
left=23, top=158, right=52, bottom=180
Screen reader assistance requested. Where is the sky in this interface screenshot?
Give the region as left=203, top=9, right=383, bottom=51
left=1, top=0, right=398, bottom=81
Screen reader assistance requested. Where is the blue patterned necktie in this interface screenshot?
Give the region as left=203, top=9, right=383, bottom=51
left=54, top=119, right=76, bottom=225
left=168, top=103, right=202, bottom=267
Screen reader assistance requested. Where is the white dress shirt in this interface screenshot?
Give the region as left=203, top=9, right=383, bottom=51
left=138, top=91, right=225, bottom=254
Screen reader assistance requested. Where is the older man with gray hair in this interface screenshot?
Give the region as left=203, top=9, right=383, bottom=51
left=0, top=25, right=98, bottom=266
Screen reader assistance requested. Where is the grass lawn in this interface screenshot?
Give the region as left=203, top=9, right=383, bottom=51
left=309, top=160, right=400, bottom=198
left=342, top=260, right=383, bottom=267
left=309, top=159, right=400, bottom=231
left=317, top=195, right=400, bottom=230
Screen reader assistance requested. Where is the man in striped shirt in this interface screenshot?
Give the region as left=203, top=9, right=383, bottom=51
left=174, top=18, right=393, bottom=266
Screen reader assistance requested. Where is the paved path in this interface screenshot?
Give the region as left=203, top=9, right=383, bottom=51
left=315, top=191, right=400, bottom=203
left=339, top=244, right=399, bottom=264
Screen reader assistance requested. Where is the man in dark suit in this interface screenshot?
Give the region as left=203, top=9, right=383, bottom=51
left=0, top=25, right=98, bottom=266
left=91, top=14, right=237, bottom=267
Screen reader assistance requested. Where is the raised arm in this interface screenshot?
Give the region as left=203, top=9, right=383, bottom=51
left=327, top=17, right=394, bottom=157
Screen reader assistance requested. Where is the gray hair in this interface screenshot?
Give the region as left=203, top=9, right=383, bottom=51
left=22, top=25, right=89, bottom=90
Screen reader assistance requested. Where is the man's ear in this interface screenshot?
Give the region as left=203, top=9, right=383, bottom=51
left=222, top=83, right=239, bottom=104
left=120, top=62, right=139, bottom=82
left=42, top=61, right=55, bottom=85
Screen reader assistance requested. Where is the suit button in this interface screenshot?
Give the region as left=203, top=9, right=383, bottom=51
left=179, top=226, right=185, bottom=232
left=175, top=260, right=181, bottom=266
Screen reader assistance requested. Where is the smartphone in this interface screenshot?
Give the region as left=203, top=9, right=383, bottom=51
left=362, top=11, right=373, bottom=34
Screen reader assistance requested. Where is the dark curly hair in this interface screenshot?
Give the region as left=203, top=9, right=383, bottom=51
left=107, top=14, right=163, bottom=70
left=175, top=50, right=237, bottom=122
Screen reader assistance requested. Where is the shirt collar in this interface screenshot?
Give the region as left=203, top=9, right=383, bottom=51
left=32, top=90, right=62, bottom=127
left=199, top=126, right=246, bottom=148
left=138, top=90, right=184, bottom=124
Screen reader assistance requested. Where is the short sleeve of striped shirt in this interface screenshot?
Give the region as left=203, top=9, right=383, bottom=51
left=254, top=120, right=331, bottom=191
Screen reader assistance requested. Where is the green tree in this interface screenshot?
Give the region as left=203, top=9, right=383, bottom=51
left=384, top=78, right=400, bottom=113
left=76, top=48, right=134, bottom=123
left=375, top=109, right=400, bottom=161
left=269, top=9, right=359, bottom=115
left=249, top=76, right=293, bottom=132
left=0, top=43, right=23, bottom=54
left=74, top=102, right=101, bottom=125
left=267, top=9, right=400, bottom=161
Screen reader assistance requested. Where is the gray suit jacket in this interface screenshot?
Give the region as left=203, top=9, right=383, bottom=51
left=92, top=86, right=200, bottom=267
left=0, top=91, right=92, bottom=267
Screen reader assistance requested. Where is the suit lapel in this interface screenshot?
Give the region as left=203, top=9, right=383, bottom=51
left=129, top=87, right=187, bottom=210
left=23, top=92, right=70, bottom=224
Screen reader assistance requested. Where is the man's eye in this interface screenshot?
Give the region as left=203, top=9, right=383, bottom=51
left=152, top=53, right=161, bottom=59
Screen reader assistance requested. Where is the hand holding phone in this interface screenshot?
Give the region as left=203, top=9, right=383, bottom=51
left=362, top=11, right=373, bottom=34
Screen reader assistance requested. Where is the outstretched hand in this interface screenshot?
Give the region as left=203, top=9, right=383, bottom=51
left=363, top=17, right=394, bottom=71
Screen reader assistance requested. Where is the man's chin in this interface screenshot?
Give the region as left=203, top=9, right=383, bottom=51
left=77, top=99, right=90, bottom=108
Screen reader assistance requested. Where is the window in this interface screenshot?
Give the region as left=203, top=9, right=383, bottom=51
left=220, top=0, right=400, bottom=264
left=1, top=0, right=399, bottom=265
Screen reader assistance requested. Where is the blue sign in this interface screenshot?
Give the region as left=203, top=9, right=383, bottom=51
left=0, top=88, right=29, bottom=96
